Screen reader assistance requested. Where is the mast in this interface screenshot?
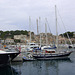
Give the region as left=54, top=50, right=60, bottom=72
left=55, top=5, right=58, bottom=49
left=36, top=19, right=39, bottom=35
left=45, top=18, right=48, bottom=46
left=29, top=16, right=31, bottom=44
left=39, top=17, right=41, bottom=47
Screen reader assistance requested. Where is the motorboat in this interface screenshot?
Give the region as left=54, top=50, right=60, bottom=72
left=41, top=45, right=56, bottom=50
left=26, top=43, right=39, bottom=51
left=0, top=45, right=20, bottom=64
left=22, top=52, right=36, bottom=61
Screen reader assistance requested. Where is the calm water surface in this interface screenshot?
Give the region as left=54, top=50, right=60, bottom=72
left=0, top=50, right=75, bottom=75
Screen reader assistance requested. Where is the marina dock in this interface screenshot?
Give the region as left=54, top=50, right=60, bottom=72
left=12, top=54, right=23, bottom=62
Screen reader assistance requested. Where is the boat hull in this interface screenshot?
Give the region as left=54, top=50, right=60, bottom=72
left=0, top=52, right=20, bottom=64
left=33, top=51, right=72, bottom=60
left=23, top=58, right=36, bottom=61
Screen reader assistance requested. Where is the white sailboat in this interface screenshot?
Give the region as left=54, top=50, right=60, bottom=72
left=26, top=17, right=39, bottom=51
left=32, top=5, right=72, bottom=60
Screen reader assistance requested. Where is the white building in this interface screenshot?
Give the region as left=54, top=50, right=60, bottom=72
left=14, top=34, right=27, bottom=40
left=5, top=38, right=14, bottom=44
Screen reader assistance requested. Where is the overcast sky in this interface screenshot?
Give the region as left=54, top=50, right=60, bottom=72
left=0, top=0, right=75, bottom=34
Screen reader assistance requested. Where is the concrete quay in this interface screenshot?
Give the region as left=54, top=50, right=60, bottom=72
left=12, top=54, right=23, bottom=62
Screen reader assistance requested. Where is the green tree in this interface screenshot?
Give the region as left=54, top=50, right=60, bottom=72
left=60, top=31, right=74, bottom=38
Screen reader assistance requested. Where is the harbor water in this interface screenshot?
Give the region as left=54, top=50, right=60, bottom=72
left=0, top=49, right=75, bottom=75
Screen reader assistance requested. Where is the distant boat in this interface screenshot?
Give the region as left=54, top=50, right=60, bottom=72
left=68, top=45, right=75, bottom=48
left=32, top=5, right=73, bottom=60
left=41, top=45, right=56, bottom=50
left=68, top=45, right=72, bottom=48
left=22, top=52, right=36, bottom=61
left=26, top=43, right=39, bottom=51
left=23, top=56, right=36, bottom=61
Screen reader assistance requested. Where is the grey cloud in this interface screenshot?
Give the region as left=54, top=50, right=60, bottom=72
left=0, top=0, right=75, bottom=34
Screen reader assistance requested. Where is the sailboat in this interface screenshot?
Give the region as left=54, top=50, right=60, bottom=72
left=26, top=17, right=39, bottom=51
left=32, top=5, right=72, bottom=60
left=22, top=17, right=38, bottom=61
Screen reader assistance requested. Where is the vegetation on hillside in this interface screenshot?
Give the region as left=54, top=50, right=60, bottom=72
left=0, top=30, right=30, bottom=39
left=0, top=30, right=74, bottom=40
left=60, top=31, right=75, bottom=38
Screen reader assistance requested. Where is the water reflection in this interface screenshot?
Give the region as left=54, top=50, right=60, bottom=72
left=22, top=58, right=72, bottom=75
left=31, top=58, right=71, bottom=67
left=0, top=51, right=75, bottom=75
left=0, top=65, right=21, bottom=75
left=2, top=50, right=74, bottom=75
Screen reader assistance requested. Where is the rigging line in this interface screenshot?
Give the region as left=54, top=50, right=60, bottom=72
left=46, top=18, right=55, bottom=44
left=57, top=7, right=72, bottom=45
left=46, top=18, right=51, bottom=33
left=45, top=18, right=48, bottom=45
left=57, top=21, right=67, bottom=45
